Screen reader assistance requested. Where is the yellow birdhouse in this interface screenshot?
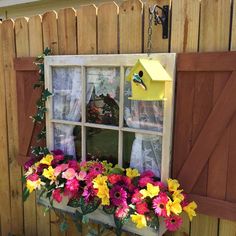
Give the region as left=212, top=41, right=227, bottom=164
left=126, top=59, right=171, bottom=101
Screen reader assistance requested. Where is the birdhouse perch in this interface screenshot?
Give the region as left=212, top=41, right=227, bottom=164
left=126, top=59, right=171, bottom=101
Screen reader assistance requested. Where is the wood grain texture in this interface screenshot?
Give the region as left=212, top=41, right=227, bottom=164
left=3, top=19, right=24, bottom=236
left=144, top=0, right=170, bottom=53
left=58, top=8, right=77, bottom=55
left=171, top=0, right=200, bottom=53
left=219, top=220, right=236, bottom=236
left=77, top=4, right=97, bottom=54
left=97, top=2, right=118, bottom=54
left=230, top=0, right=236, bottom=51
left=0, top=21, right=12, bottom=236
left=42, top=11, right=59, bottom=54
left=199, top=0, right=231, bottom=52
left=119, top=0, right=143, bottom=53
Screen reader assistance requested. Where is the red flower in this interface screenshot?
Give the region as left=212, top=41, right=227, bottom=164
left=164, top=215, right=183, bottom=232
left=136, top=202, right=149, bottom=215
left=52, top=189, right=62, bottom=203
left=131, top=190, right=143, bottom=204
left=108, top=174, right=122, bottom=184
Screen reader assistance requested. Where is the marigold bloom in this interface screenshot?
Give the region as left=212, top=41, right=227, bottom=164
left=183, top=201, right=197, bottom=221
left=126, top=168, right=140, bottom=179
left=167, top=179, right=180, bottom=192
left=131, top=213, right=147, bottom=229
left=164, top=215, right=183, bottom=231
left=42, top=166, right=56, bottom=181
left=40, top=154, right=54, bottom=166
left=140, top=183, right=160, bottom=199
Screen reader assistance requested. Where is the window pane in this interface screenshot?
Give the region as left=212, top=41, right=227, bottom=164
left=52, top=67, right=82, bottom=121
left=86, top=67, right=120, bottom=126
left=124, top=68, right=163, bottom=132
left=86, top=128, right=118, bottom=165
left=123, top=132, right=162, bottom=178
left=54, top=123, right=81, bottom=161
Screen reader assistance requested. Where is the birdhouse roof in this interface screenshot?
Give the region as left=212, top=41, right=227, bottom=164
left=126, top=59, right=171, bottom=82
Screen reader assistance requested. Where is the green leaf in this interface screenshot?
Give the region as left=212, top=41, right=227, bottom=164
left=60, top=220, right=69, bottom=232
left=109, top=167, right=124, bottom=175
left=113, top=216, right=123, bottom=236
left=82, top=215, right=89, bottom=224
left=103, top=205, right=115, bottom=214
left=42, top=89, right=52, bottom=100
left=44, top=47, right=52, bottom=55
left=21, top=175, right=27, bottom=184
left=23, top=187, right=30, bottom=201
left=81, top=197, right=100, bottom=215
left=68, top=198, right=81, bottom=208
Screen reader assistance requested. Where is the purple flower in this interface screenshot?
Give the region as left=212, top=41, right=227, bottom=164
left=51, top=149, right=64, bottom=155
left=110, top=185, right=127, bottom=207
left=24, top=158, right=35, bottom=171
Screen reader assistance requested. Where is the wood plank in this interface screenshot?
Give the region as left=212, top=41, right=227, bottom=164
left=29, top=15, right=43, bottom=56
left=199, top=0, right=231, bottom=52
left=77, top=5, right=97, bottom=54
left=230, top=0, right=236, bottom=51
left=0, top=21, right=12, bottom=236
left=177, top=52, right=236, bottom=71
left=36, top=205, right=51, bottom=236
left=178, top=71, right=236, bottom=192
left=97, top=2, right=118, bottom=54
left=42, top=11, right=59, bottom=54
left=144, top=0, right=170, bottom=53
left=189, top=194, right=236, bottom=221
left=3, top=18, right=24, bottom=236
left=191, top=214, right=218, bottom=236
left=50, top=210, right=65, bottom=236
left=119, top=0, right=143, bottom=53
left=14, top=57, right=38, bottom=71
left=171, top=0, right=200, bottom=53
left=58, top=8, right=77, bottom=55
left=219, top=220, right=236, bottom=236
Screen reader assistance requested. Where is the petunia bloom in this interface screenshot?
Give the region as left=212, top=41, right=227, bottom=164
left=65, top=178, right=79, bottom=194
left=164, top=215, right=183, bottom=231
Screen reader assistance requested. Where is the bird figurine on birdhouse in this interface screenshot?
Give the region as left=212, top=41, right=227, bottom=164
left=126, top=59, right=171, bottom=101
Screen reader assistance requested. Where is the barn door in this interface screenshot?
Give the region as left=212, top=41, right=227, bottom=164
left=173, top=52, right=236, bottom=221
left=14, top=57, right=43, bottom=165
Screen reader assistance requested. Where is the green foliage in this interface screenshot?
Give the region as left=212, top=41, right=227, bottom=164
left=23, top=187, right=30, bottom=202
left=60, top=220, right=69, bottom=232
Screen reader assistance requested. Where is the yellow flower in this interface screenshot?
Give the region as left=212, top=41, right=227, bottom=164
left=167, top=178, right=180, bottom=192
left=131, top=214, right=147, bottom=229
left=166, top=198, right=182, bottom=216
left=42, top=166, right=56, bottom=181
left=40, top=154, right=53, bottom=166
left=93, top=175, right=108, bottom=189
left=172, top=189, right=184, bottom=201
left=97, top=185, right=110, bottom=206
left=126, top=168, right=140, bottom=179
left=26, top=179, right=42, bottom=193
left=140, top=183, right=160, bottom=199
left=183, top=201, right=197, bottom=221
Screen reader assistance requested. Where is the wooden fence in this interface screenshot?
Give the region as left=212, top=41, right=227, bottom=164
left=0, top=0, right=236, bottom=235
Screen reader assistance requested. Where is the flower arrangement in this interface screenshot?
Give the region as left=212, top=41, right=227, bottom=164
left=23, top=151, right=197, bottom=234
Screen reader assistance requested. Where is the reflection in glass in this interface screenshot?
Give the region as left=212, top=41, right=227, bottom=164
left=86, top=128, right=118, bottom=165
left=52, top=67, right=82, bottom=122
left=86, top=67, right=120, bottom=126
left=54, top=124, right=81, bottom=161
left=124, top=68, right=163, bottom=132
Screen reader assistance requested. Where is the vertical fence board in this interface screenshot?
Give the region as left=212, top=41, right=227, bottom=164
left=42, top=11, right=59, bottom=54
left=50, top=211, right=65, bottom=236
left=144, top=0, right=170, bottom=53
left=0, top=21, right=12, bottom=236
left=171, top=0, right=200, bottom=52
left=231, top=0, right=236, bottom=51
left=3, top=19, right=24, bottom=236
left=77, top=5, right=97, bottom=54
left=15, top=17, right=38, bottom=236
left=98, top=2, right=118, bottom=54
left=58, top=8, right=77, bottom=55
left=219, top=219, right=236, bottom=236
left=199, top=0, right=231, bottom=52
left=119, top=0, right=143, bottom=53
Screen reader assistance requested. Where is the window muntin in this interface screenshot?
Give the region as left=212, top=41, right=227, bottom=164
left=45, top=54, right=175, bottom=181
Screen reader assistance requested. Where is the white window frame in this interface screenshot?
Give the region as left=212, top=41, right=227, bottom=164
left=44, top=53, right=176, bottom=181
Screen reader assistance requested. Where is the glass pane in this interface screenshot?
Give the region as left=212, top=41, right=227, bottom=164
left=86, top=67, right=120, bottom=126
left=52, top=67, right=82, bottom=122
left=54, top=123, right=81, bottom=161
left=124, top=67, right=164, bottom=132
left=123, top=132, right=162, bottom=179
left=86, top=128, right=118, bottom=165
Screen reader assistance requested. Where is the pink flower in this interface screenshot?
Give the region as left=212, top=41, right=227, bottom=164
left=78, top=171, right=87, bottom=181
left=110, top=185, right=127, bottom=207
left=136, top=202, right=149, bottom=215
left=82, top=186, right=97, bottom=202
left=54, top=155, right=64, bottom=161
left=52, top=189, right=62, bottom=203
left=153, top=193, right=169, bottom=217
left=108, top=174, right=122, bottom=184
left=65, top=178, right=79, bottom=194
left=131, top=190, right=143, bottom=204
left=89, top=162, right=104, bottom=175
left=62, top=168, right=76, bottom=180
left=164, top=215, right=183, bottom=232
left=27, top=173, right=39, bottom=181
left=138, top=171, right=155, bottom=187
left=68, top=160, right=79, bottom=171
left=115, top=203, right=129, bottom=219
left=54, top=164, right=69, bottom=177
